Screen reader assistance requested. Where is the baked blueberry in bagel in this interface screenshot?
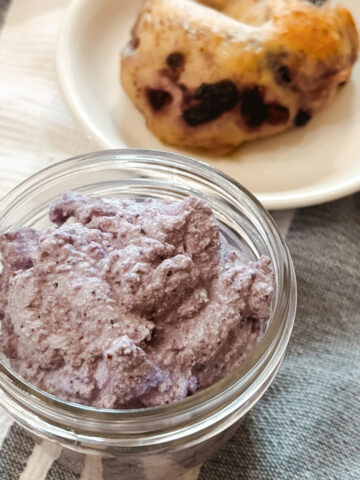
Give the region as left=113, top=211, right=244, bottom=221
left=121, top=0, right=359, bottom=153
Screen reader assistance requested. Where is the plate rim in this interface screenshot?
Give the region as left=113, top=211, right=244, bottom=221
left=56, top=0, right=360, bottom=210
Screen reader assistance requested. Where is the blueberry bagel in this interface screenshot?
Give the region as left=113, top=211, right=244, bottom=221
left=121, top=0, right=359, bottom=153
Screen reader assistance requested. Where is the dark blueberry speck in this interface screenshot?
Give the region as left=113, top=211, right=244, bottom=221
left=295, top=109, right=312, bottom=127
left=267, top=53, right=293, bottom=86
left=183, top=80, right=238, bottom=126
left=166, top=52, right=185, bottom=71
left=240, top=87, right=267, bottom=128
left=194, top=81, right=238, bottom=108
left=277, top=65, right=292, bottom=84
left=307, top=0, right=327, bottom=6
left=267, top=104, right=290, bottom=125
left=146, top=89, right=172, bottom=111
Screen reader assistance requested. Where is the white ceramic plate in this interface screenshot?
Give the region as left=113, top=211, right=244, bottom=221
left=57, top=0, right=360, bottom=210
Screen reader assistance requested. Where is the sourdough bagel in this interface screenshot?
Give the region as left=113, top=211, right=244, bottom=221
left=121, top=0, right=359, bottom=153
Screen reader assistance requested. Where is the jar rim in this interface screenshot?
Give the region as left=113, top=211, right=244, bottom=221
left=0, top=149, right=296, bottom=442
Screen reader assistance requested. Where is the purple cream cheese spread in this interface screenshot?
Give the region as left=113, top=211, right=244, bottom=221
left=0, top=193, right=274, bottom=408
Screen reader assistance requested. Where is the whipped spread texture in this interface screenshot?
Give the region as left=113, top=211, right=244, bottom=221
left=0, top=194, right=274, bottom=408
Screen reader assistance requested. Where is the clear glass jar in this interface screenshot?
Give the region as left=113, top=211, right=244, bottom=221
left=0, top=149, right=296, bottom=480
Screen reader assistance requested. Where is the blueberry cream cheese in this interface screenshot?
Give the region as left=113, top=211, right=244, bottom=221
left=0, top=193, right=274, bottom=408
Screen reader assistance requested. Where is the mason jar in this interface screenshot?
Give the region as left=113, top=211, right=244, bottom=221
left=0, top=149, right=296, bottom=480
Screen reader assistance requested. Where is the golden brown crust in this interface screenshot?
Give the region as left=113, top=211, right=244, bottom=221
left=121, top=0, right=359, bottom=153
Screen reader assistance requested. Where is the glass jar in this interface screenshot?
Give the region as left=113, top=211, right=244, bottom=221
left=0, top=149, right=296, bottom=480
